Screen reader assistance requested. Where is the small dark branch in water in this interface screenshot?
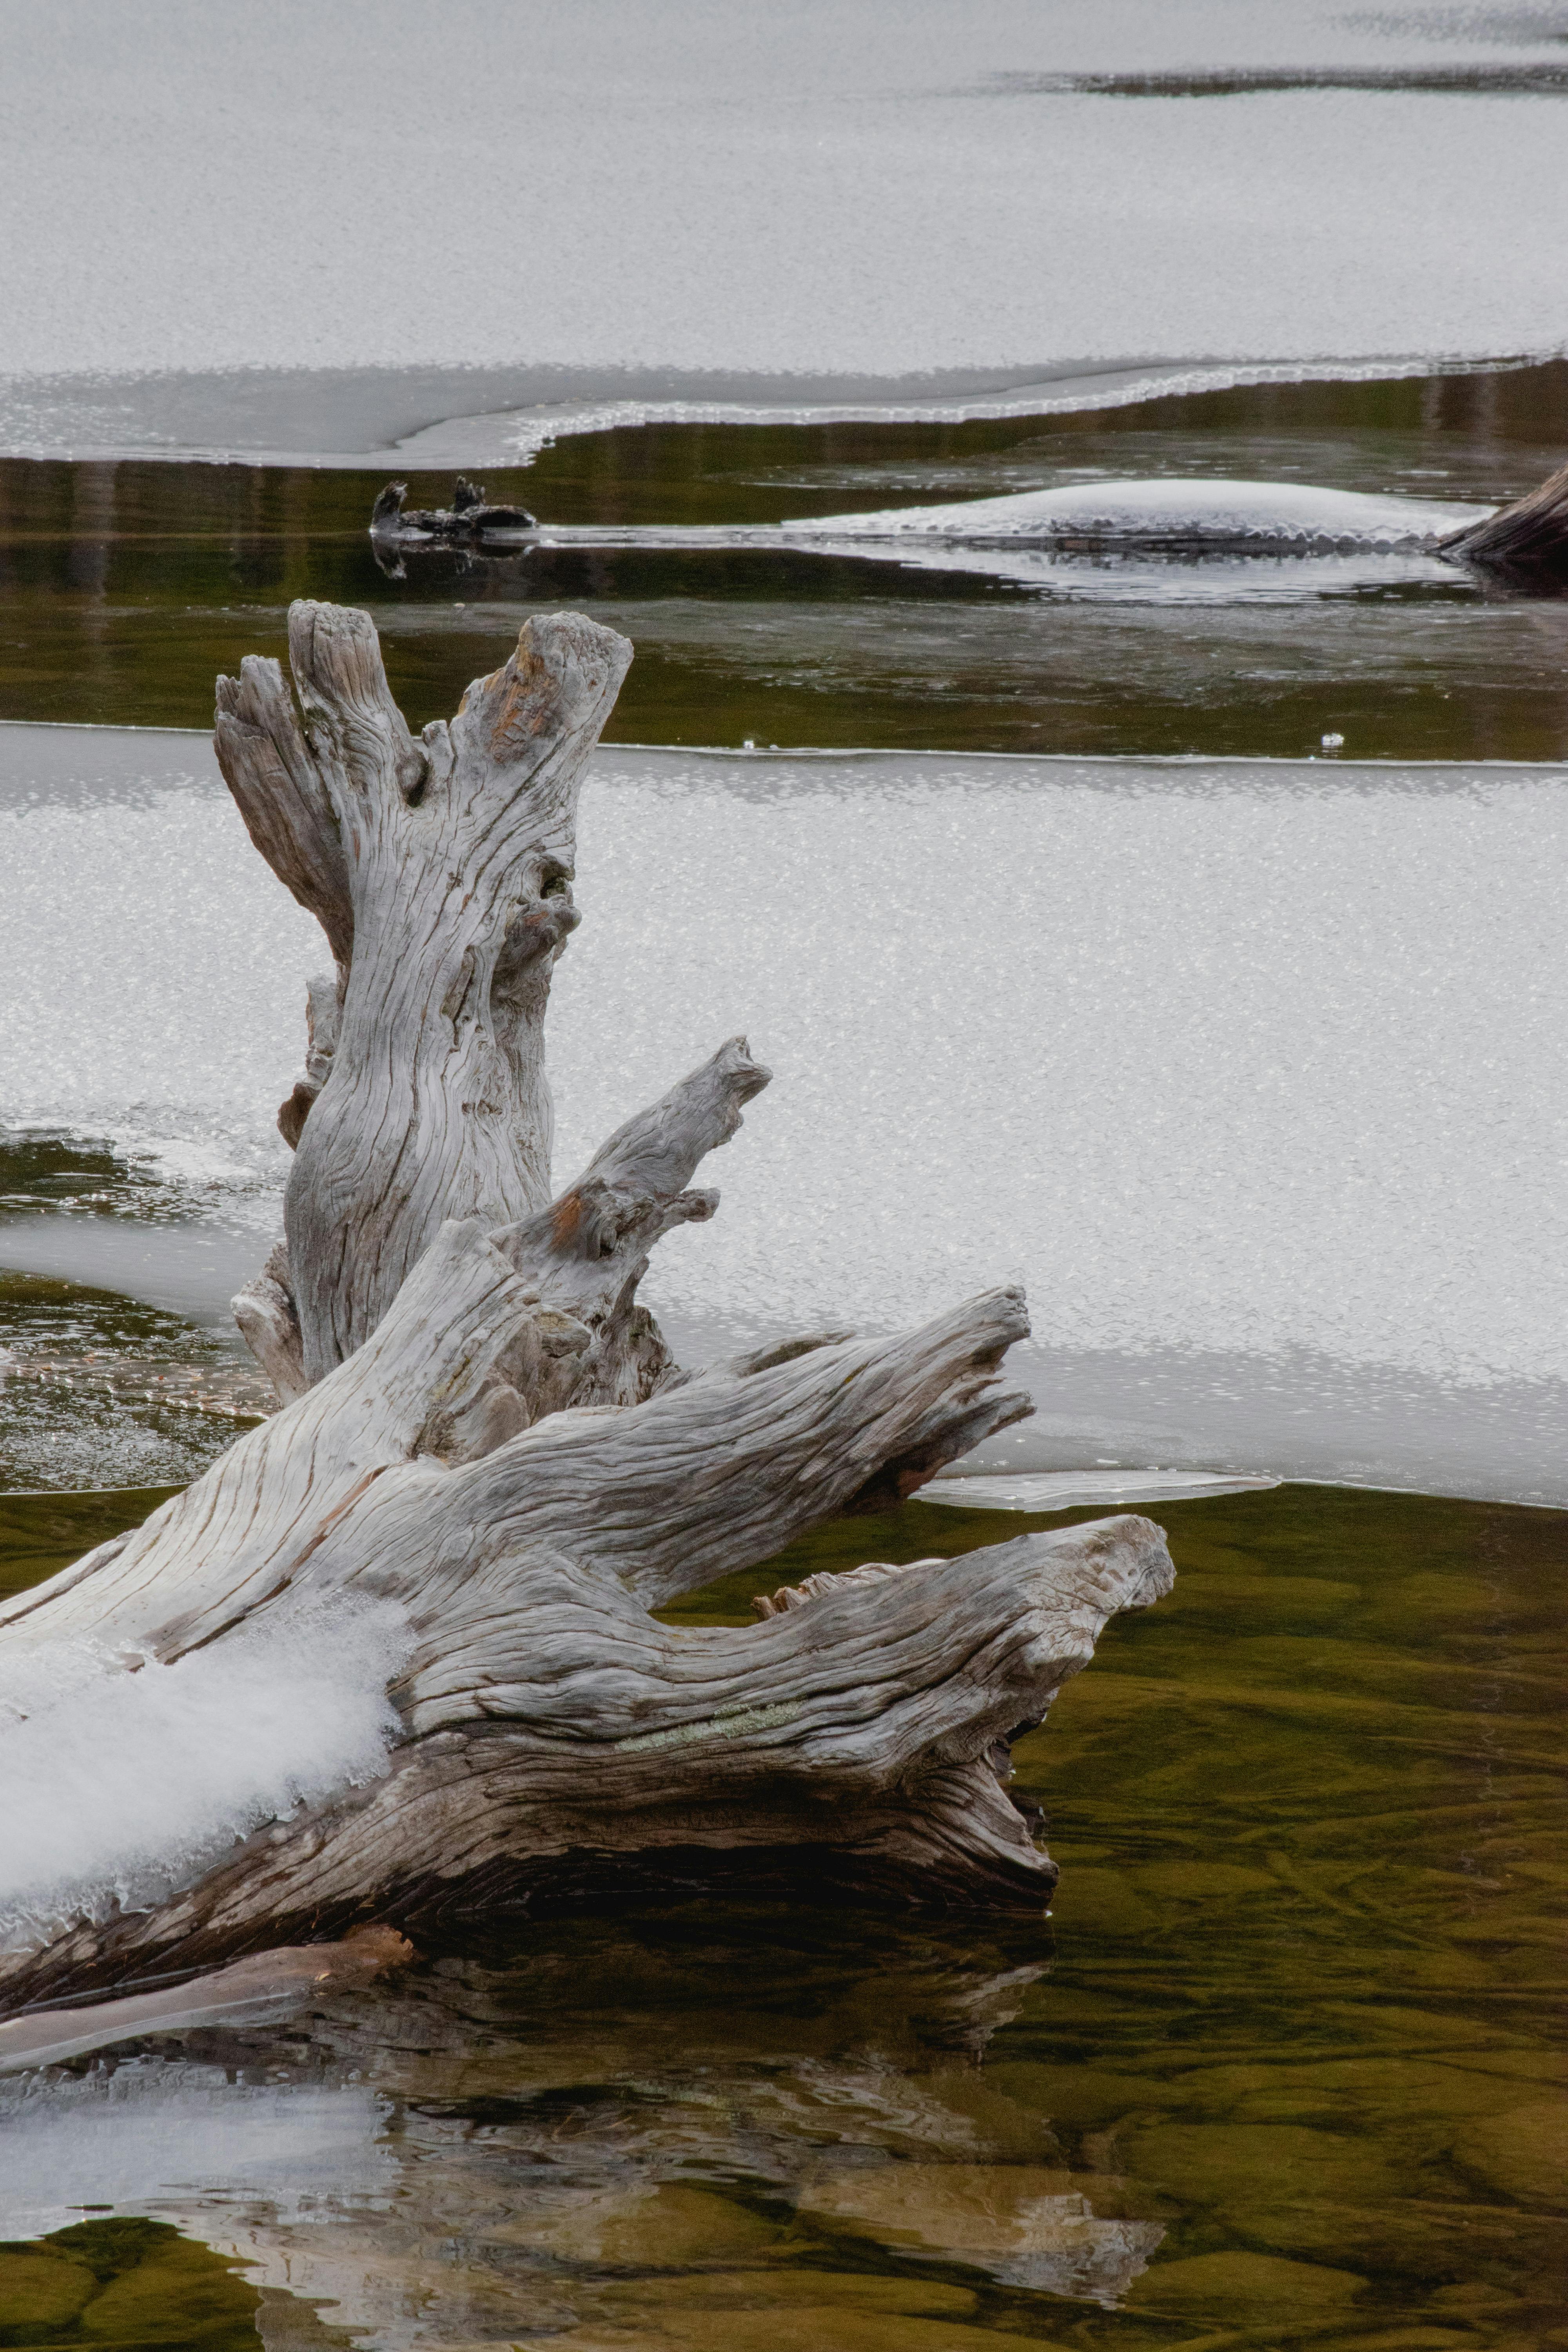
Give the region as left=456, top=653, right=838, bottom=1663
left=370, top=477, right=537, bottom=542
left=1441, top=457, right=1568, bottom=589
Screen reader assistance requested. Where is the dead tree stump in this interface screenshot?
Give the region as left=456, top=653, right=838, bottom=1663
left=0, top=605, right=1174, bottom=2007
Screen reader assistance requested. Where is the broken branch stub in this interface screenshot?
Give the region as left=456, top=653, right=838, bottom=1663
left=1440, top=456, right=1568, bottom=586
left=217, top=602, right=633, bottom=1384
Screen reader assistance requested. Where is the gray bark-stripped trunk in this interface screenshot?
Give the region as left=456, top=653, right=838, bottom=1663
left=219, top=602, right=629, bottom=1386
left=0, top=603, right=1176, bottom=2009
left=1441, top=457, right=1568, bottom=585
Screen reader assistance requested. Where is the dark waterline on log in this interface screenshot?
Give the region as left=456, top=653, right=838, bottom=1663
left=5, top=367, right=1568, bottom=761
left=0, top=1482, right=1563, bottom=2344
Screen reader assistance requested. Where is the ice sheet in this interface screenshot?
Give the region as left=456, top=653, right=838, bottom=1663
left=565, top=753, right=1568, bottom=1441
left=787, top=479, right=1496, bottom=547
left=1, top=2, right=1566, bottom=462
left=2, top=725, right=1564, bottom=1502
left=0, top=2065, right=392, bottom=2241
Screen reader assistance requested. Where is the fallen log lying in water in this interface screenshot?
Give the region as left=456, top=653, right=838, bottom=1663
left=1438, top=456, right=1568, bottom=586
left=0, top=601, right=1173, bottom=2007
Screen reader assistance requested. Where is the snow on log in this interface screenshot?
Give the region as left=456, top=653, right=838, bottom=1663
left=0, top=603, right=1176, bottom=2010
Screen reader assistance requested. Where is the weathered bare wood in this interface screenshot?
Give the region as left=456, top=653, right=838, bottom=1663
left=488, top=1032, right=773, bottom=1413
left=216, top=650, right=355, bottom=968
left=276, top=969, right=341, bottom=1150
left=231, top=1240, right=308, bottom=1404
left=217, top=602, right=632, bottom=1385
left=0, top=603, right=1178, bottom=2014
left=1441, top=456, right=1568, bottom=585
left=4, top=1479, right=1169, bottom=2001
left=0, top=1227, right=1170, bottom=2002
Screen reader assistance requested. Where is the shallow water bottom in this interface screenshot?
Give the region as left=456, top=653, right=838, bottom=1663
left=0, top=1481, right=1562, bottom=2348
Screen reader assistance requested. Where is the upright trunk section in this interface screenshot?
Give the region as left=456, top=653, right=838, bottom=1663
left=217, top=602, right=631, bottom=1384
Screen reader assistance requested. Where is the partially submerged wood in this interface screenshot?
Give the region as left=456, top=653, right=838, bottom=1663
left=0, top=602, right=1176, bottom=2009
left=1441, top=457, right=1568, bottom=587
left=362, top=459, right=1568, bottom=593
left=0, top=1237, right=1172, bottom=2000
left=370, top=477, right=537, bottom=541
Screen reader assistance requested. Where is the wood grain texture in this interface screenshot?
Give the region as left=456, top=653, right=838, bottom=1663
left=217, top=601, right=632, bottom=1383
left=1441, top=456, right=1568, bottom=583
left=0, top=1246, right=1169, bottom=2000
left=0, top=605, right=1177, bottom=2007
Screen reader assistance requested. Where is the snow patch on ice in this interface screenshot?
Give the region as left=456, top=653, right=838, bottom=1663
left=788, top=477, right=1496, bottom=548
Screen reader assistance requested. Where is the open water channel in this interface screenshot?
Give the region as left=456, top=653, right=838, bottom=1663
left=0, top=365, right=1564, bottom=2346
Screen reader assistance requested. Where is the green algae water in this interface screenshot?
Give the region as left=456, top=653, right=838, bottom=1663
left=0, top=2218, right=260, bottom=2348
left=1, top=1481, right=1562, bottom=2347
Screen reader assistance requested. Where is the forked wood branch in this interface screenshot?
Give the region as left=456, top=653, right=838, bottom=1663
left=219, top=602, right=632, bottom=1384
left=0, top=604, right=1176, bottom=2009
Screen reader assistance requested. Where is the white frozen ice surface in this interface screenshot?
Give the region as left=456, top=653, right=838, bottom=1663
left=0, top=2064, right=392, bottom=2240
left=1, top=2, right=1566, bottom=460
left=513, top=477, right=1497, bottom=599
left=0, top=1598, right=407, bottom=1956
left=559, top=754, right=1568, bottom=1387
left=2, top=725, right=1564, bottom=1503
left=0, top=727, right=316, bottom=1223
left=788, top=479, right=1496, bottom=548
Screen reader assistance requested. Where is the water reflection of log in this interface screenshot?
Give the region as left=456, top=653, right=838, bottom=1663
left=0, top=1928, right=409, bottom=2072
left=0, top=1925, right=1163, bottom=2343
left=361, top=458, right=1568, bottom=596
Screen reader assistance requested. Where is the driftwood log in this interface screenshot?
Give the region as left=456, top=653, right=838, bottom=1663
left=0, top=603, right=1174, bottom=2008
left=1440, top=456, right=1568, bottom=587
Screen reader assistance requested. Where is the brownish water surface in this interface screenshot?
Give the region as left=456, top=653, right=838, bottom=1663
left=1, top=1480, right=1562, bottom=2348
